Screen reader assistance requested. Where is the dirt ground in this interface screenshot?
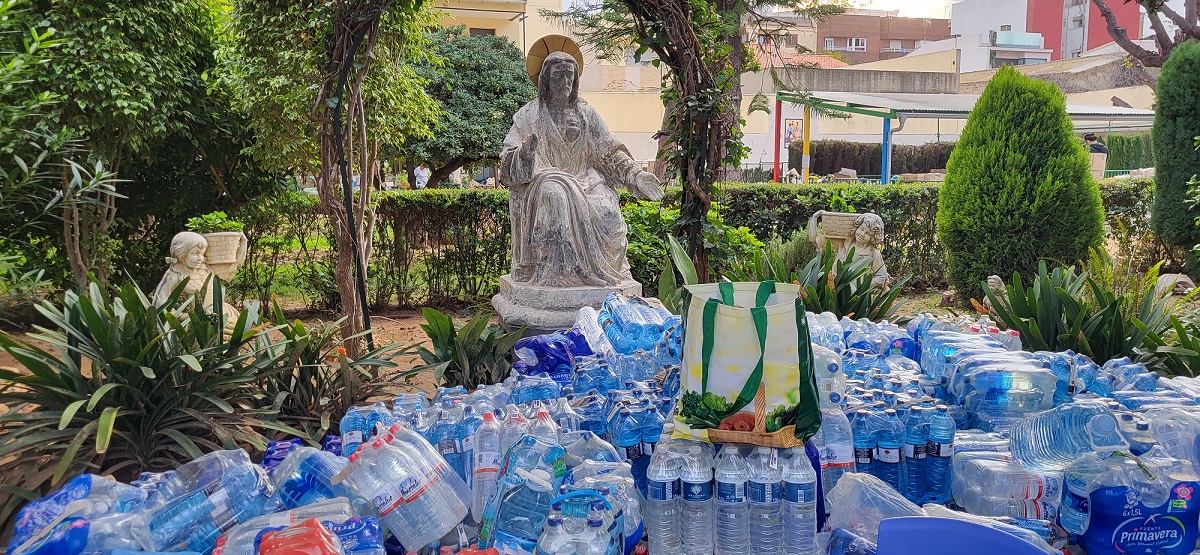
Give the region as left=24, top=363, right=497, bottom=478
left=0, top=294, right=949, bottom=376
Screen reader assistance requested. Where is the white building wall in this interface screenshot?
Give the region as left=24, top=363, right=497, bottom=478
left=950, top=0, right=1028, bottom=38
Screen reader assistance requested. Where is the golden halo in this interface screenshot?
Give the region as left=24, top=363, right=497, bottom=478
left=526, top=34, right=584, bottom=86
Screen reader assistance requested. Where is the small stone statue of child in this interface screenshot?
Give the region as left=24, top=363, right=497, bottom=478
left=839, top=213, right=890, bottom=290
left=152, top=232, right=238, bottom=324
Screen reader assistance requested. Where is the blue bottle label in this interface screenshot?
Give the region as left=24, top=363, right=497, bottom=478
left=903, top=443, right=927, bottom=460
left=1081, top=482, right=1200, bottom=555
left=16, top=518, right=90, bottom=555
left=748, top=481, right=782, bottom=503
left=648, top=478, right=681, bottom=501
left=784, top=481, right=816, bottom=504
left=1062, top=486, right=1090, bottom=514
left=875, top=446, right=902, bottom=464
left=621, top=443, right=643, bottom=461
left=716, top=480, right=746, bottom=503
left=437, top=437, right=459, bottom=455
left=682, top=480, right=713, bottom=501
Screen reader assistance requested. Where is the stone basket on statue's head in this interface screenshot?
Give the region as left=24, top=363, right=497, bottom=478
left=202, top=231, right=248, bottom=282
left=810, top=211, right=859, bottom=247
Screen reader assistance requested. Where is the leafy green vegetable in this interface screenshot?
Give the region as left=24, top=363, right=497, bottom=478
left=763, top=403, right=800, bottom=433
left=679, top=391, right=731, bottom=429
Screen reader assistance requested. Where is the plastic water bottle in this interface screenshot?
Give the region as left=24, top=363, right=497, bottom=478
left=1008, top=402, right=1128, bottom=470
left=470, top=411, right=503, bottom=522
left=343, top=439, right=467, bottom=550
left=271, top=447, right=351, bottom=509
left=826, top=528, right=878, bottom=555
left=851, top=410, right=876, bottom=479
left=781, top=445, right=817, bottom=555
left=746, top=447, right=782, bottom=555
left=902, top=406, right=928, bottom=503
left=645, top=447, right=683, bottom=555
left=386, top=423, right=473, bottom=508
left=458, top=405, right=483, bottom=489
left=11, top=514, right=153, bottom=555
left=874, top=409, right=905, bottom=492
left=679, top=446, right=714, bottom=555
left=611, top=408, right=643, bottom=463
left=147, top=462, right=275, bottom=552
left=492, top=468, right=554, bottom=553
left=536, top=515, right=575, bottom=555
left=925, top=405, right=956, bottom=504
left=341, top=407, right=368, bottom=456
left=551, top=397, right=584, bottom=433
left=714, top=446, right=750, bottom=555
left=430, top=410, right=465, bottom=483
left=529, top=410, right=560, bottom=444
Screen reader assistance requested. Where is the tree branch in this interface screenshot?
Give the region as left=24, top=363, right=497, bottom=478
left=1157, top=3, right=1199, bottom=38
left=1147, top=11, right=1175, bottom=54
left=1090, top=0, right=1167, bottom=66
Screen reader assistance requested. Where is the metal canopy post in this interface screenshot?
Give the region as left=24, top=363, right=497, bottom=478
left=881, top=117, right=892, bottom=184
left=773, top=99, right=783, bottom=182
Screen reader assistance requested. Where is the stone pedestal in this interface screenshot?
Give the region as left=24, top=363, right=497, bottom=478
left=492, top=274, right=641, bottom=333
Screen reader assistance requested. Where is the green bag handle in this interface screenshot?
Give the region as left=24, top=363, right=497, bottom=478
left=698, top=283, right=823, bottom=442
left=700, top=282, right=775, bottom=414
left=717, top=281, right=777, bottom=308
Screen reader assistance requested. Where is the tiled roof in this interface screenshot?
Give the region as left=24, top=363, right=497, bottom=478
left=751, top=45, right=850, bottom=69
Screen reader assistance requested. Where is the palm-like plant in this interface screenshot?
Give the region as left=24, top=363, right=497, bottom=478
left=0, top=279, right=415, bottom=536
left=793, top=243, right=908, bottom=322
left=415, top=308, right=524, bottom=388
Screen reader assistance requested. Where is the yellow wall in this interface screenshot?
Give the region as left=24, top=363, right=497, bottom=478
left=435, top=0, right=565, bottom=53
left=1066, top=86, right=1155, bottom=110
left=841, top=49, right=959, bottom=73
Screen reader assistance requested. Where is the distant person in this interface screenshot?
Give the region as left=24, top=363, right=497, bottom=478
left=1083, top=133, right=1108, bottom=154
left=414, top=166, right=430, bottom=189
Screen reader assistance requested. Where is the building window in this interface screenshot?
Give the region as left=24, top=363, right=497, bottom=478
left=824, top=37, right=835, bottom=50
left=847, top=37, right=866, bottom=51
left=785, top=33, right=798, bottom=46
left=1070, top=15, right=1083, bottom=29
left=468, top=28, right=495, bottom=36
left=1000, top=24, right=1011, bottom=31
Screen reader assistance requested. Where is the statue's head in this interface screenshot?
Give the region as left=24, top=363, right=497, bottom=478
left=851, top=213, right=885, bottom=247
left=168, top=231, right=208, bottom=271
left=539, top=51, right=579, bottom=106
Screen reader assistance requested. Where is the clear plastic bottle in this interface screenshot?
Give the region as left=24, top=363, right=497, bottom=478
left=12, top=514, right=152, bottom=555
left=851, top=410, right=877, bottom=480
left=1008, top=402, right=1128, bottom=470
left=492, top=468, right=554, bottom=553
left=271, top=447, right=351, bottom=509
left=536, top=515, right=575, bottom=555
left=679, top=446, right=714, bottom=555
left=781, top=445, right=817, bottom=555
left=811, top=407, right=855, bottom=504
left=343, top=439, right=467, bottom=550
left=470, top=411, right=504, bottom=523
left=746, top=447, right=782, bottom=555
left=715, top=446, right=750, bottom=555
left=578, top=516, right=611, bottom=555
left=924, top=405, right=956, bottom=504
left=902, top=406, right=928, bottom=503
left=341, top=407, right=367, bottom=456
left=387, top=423, right=473, bottom=508
left=529, top=410, right=560, bottom=444
left=645, top=446, right=682, bottom=555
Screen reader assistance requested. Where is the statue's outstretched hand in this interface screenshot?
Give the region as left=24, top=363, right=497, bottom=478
left=633, top=171, right=663, bottom=201
left=520, top=134, right=539, bottom=166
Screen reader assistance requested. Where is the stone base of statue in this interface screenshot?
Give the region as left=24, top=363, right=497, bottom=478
left=492, top=274, right=641, bottom=334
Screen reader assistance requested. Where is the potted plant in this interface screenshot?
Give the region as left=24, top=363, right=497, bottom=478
left=185, top=211, right=248, bottom=281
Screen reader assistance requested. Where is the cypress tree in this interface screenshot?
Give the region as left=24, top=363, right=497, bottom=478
left=1150, top=40, right=1200, bottom=251
left=937, top=66, right=1104, bottom=298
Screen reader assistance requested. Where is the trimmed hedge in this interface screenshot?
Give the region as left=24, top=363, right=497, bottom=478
left=787, top=140, right=955, bottom=176
left=229, top=178, right=1165, bottom=309
left=1102, top=133, right=1154, bottom=171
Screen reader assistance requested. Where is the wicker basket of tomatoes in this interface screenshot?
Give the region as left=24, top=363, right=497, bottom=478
left=704, top=384, right=802, bottom=448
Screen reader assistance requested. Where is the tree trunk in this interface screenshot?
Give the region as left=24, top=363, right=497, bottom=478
left=428, top=157, right=466, bottom=188
left=406, top=158, right=417, bottom=189
left=316, top=130, right=367, bottom=358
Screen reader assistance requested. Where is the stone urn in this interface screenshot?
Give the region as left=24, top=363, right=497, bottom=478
left=202, top=231, right=248, bottom=282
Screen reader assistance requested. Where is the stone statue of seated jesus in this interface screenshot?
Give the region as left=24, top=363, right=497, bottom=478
left=500, top=50, right=663, bottom=289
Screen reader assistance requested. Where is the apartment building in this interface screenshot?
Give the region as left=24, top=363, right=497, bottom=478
left=815, top=9, right=952, bottom=64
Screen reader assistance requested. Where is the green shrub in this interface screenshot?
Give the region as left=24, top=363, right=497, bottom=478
left=1102, top=133, right=1155, bottom=171
left=715, top=182, right=944, bottom=289
left=1151, top=40, right=1200, bottom=252
left=937, top=65, right=1104, bottom=300
left=185, top=211, right=245, bottom=234
left=623, top=201, right=763, bottom=287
